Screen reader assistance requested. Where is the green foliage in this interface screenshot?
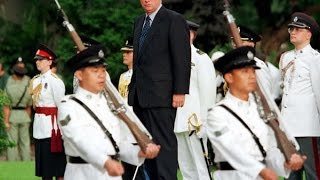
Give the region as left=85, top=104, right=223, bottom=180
left=53, top=0, right=143, bottom=92
left=0, top=0, right=320, bottom=90
left=0, top=0, right=143, bottom=93
left=0, top=90, right=15, bottom=153
left=209, top=43, right=232, bottom=57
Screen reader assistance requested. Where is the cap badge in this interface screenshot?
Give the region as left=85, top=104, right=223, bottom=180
left=98, top=50, right=104, bottom=58
left=125, top=40, right=129, bottom=46
left=89, top=59, right=100, bottom=63
left=247, top=51, right=254, bottom=60
left=293, top=16, right=298, bottom=22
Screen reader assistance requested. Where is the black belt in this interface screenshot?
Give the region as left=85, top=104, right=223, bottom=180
left=216, top=162, right=235, bottom=170
left=12, top=107, right=26, bottom=110
left=68, top=155, right=119, bottom=164
left=216, top=160, right=265, bottom=171
left=68, top=156, right=88, bottom=164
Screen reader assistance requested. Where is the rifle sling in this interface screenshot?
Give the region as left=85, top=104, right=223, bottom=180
left=219, top=104, right=267, bottom=158
left=6, top=83, right=28, bottom=108
left=70, top=96, right=120, bottom=160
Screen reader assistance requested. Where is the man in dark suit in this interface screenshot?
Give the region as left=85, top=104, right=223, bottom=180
left=128, top=0, right=191, bottom=179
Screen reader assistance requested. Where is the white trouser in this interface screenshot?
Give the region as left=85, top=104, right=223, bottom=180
left=176, top=132, right=211, bottom=180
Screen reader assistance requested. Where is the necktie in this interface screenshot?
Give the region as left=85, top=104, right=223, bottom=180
left=139, top=16, right=151, bottom=52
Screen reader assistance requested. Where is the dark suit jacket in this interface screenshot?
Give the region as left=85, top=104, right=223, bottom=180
left=128, top=6, right=191, bottom=108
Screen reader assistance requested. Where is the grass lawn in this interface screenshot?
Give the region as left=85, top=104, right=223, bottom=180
left=0, top=161, right=183, bottom=180
left=0, top=161, right=298, bottom=180
left=0, top=161, right=40, bottom=180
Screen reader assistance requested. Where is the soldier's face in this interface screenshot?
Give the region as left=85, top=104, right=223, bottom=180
left=36, top=59, right=52, bottom=73
left=122, top=51, right=133, bottom=66
left=76, top=65, right=106, bottom=94
left=225, top=66, right=257, bottom=98
left=288, top=27, right=311, bottom=46
left=140, top=0, right=161, bottom=15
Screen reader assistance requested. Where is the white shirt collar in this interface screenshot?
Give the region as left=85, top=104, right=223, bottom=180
left=225, top=91, right=255, bottom=108
left=77, top=86, right=103, bottom=100
left=145, top=4, right=162, bottom=25
left=128, top=69, right=133, bottom=75
left=40, top=70, right=52, bottom=78
left=294, top=44, right=312, bottom=54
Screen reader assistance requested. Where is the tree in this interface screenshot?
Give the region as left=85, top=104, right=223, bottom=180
left=185, top=0, right=320, bottom=59
left=0, top=90, right=14, bottom=153
left=0, top=0, right=143, bottom=152
left=0, top=0, right=143, bottom=92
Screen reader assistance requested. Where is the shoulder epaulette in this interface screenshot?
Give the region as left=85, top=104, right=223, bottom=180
left=196, top=49, right=205, bottom=55
left=28, top=74, right=40, bottom=95
left=312, top=49, right=320, bottom=56
left=51, top=73, right=59, bottom=79
left=31, top=74, right=40, bottom=80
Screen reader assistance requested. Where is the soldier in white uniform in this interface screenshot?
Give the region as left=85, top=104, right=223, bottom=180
left=265, top=61, right=282, bottom=104
left=58, top=45, right=160, bottom=180
left=207, top=46, right=305, bottom=180
left=279, top=12, right=320, bottom=180
left=118, top=37, right=134, bottom=103
left=29, top=44, right=66, bottom=180
left=118, top=38, right=147, bottom=180
left=174, top=20, right=216, bottom=180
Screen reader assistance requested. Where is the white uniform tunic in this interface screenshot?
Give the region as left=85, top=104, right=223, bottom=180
left=280, top=44, right=320, bottom=137
left=207, top=92, right=290, bottom=180
left=266, top=62, right=282, bottom=100
left=58, top=87, right=144, bottom=180
left=174, top=45, right=216, bottom=180
left=118, top=69, right=133, bottom=103
left=31, top=70, right=65, bottom=139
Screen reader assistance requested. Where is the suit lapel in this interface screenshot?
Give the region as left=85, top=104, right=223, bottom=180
left=137, top=6, right=166, bottom=61
left=134, top=15, right=145, bottom=63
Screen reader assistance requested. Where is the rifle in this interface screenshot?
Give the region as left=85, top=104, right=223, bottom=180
left=222, top=0, right=298, bottom=161
left=53, top=0, right=154, bottom=153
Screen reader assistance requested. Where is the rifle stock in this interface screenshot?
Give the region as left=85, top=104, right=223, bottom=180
left=222, top=0, right=298, bottom=161
left=103, top=80, right=153, bottom=152
left=53, top=0, right=154, bottom=153
left=268, top=118, right=297, bottom=160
